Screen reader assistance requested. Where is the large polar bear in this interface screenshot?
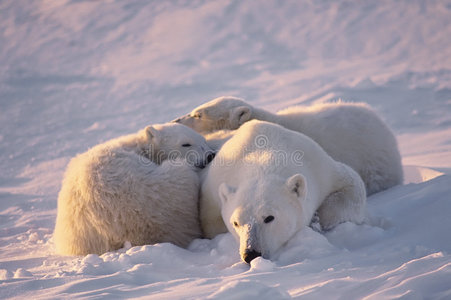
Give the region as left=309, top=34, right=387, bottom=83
left=200, top=120, right=366, bottom=263
left=174, top=96, right=403, bottom=195
left=54, top=123, right=215, bottom=256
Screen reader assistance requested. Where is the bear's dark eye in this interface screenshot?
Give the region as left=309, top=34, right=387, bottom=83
left=182, top=143, right=191, bottom=147
left=233, top=221, right=239, bottom=227
left=264, top=215, right=275, bottom=224
left=193, top=112, right=202, bottom=119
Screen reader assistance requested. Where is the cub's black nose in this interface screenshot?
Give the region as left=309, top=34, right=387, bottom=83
left=243, top=249, right=261, bottom=264
left=206, top=152, right=216, bottom=163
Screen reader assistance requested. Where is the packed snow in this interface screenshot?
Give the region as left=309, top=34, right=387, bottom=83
left=1, top=0, right=451, bottom=299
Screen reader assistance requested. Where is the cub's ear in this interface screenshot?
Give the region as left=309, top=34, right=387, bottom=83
left=218, top=182, right=236, bottom=205
left=145, top=125, right=160, bottom=142
left=230, top=106, right=252, bottom=128
left=286, top=174, right=307, bottom=199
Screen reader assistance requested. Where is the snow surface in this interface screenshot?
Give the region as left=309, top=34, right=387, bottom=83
left=1, top=0, right=451, bottom=299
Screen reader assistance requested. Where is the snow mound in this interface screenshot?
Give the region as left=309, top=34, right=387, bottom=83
left=207, top=280, right=290, bottom=300
left=403, top=165, right=445, bottom=184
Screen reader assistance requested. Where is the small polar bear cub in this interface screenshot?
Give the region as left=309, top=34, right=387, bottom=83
left=200, top=120, right=366, bottom=263
left=54, top=123, right=215, bottom=256
left=174, top=96, right=403, bottom=195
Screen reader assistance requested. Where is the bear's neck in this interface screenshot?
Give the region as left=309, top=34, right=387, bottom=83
left=251, top=107, right=280, bottom=124
left=144, top=144, right=161, bottom=164
left=135, top=132, right=160, bottom=164
left=271, top=107, right=310, bottom=133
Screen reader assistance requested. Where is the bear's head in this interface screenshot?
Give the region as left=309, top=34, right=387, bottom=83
left=219, top=173, right=307, bottom=264
left=143, top=123, right=215, bottom=168
left=172, top=96, right=253, bottom=133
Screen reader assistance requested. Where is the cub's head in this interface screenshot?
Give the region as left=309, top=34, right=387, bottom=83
left=143, top=123, right=215, bottom=168
left=219, top=174, right=307, bottom=264
left=173, top=96, right=253, bottom=133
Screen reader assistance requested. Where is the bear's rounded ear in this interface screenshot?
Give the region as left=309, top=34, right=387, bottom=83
left=145, top=125, right=160, bottom=142
left=286, top=174, right=307, bottom=199
left=230, top=106, right=252, bottom=128
left=219, top=182, right=236, bottom=205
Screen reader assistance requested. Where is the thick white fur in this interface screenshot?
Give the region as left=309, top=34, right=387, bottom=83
left=203, top=129, right=235, bottom=150
left=54, top=123, right=213, bottom=256
left=200, top=120, right=366, bottom=262
left=175, top=96, right=403, bottom=195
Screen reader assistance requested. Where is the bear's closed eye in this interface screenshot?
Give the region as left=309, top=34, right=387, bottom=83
left=264, top=215, right=274, bottom=223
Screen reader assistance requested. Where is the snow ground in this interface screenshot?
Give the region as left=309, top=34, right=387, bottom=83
left=1, top=0, right=451, bottom=299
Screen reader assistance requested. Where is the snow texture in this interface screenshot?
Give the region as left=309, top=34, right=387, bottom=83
left=1, top=0, right=451, bottom=299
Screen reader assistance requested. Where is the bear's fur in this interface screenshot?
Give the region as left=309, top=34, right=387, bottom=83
left=54, top=123, right=214, bottom=256
left=203, top=129, right=235, bottom=150
left=174, top=96, right=403, bottom=195
left=200, top=120, right=366, bottom=263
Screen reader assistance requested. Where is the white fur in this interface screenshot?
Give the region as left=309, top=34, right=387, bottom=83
left=54, top=123, right=214, bottom=256
left=175, top=96, right=403, bottom=195
left=203, top=129, right=235, bottom=151
left=200, top=120, right=366, bottom=262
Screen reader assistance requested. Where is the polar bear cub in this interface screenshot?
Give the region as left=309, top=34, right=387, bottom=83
left=54, top=123, right=215, bottom=256
left=200, top=120, right=366, bottom=263
left=174, top=96, right=403, bottom=195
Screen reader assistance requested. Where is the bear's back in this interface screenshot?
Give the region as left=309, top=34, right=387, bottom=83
left=211, top=120, right=338, bottom=192
left=222, top=120, right=330, bottom=163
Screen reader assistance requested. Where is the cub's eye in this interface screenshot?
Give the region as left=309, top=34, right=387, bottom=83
left=193, top=112, right=202, bottom=119
left=264, top=215, right=275, bottom=224
left=182, top=143, right=191, bottom=147
left=233, top=221, right=239, bottom=227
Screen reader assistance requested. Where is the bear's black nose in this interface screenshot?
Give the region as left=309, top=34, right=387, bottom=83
left=206, top=152, right=216, bottom=163
left=172, top=117, right=181, bottom=123
left=243, top=249, right=261, bottom=264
